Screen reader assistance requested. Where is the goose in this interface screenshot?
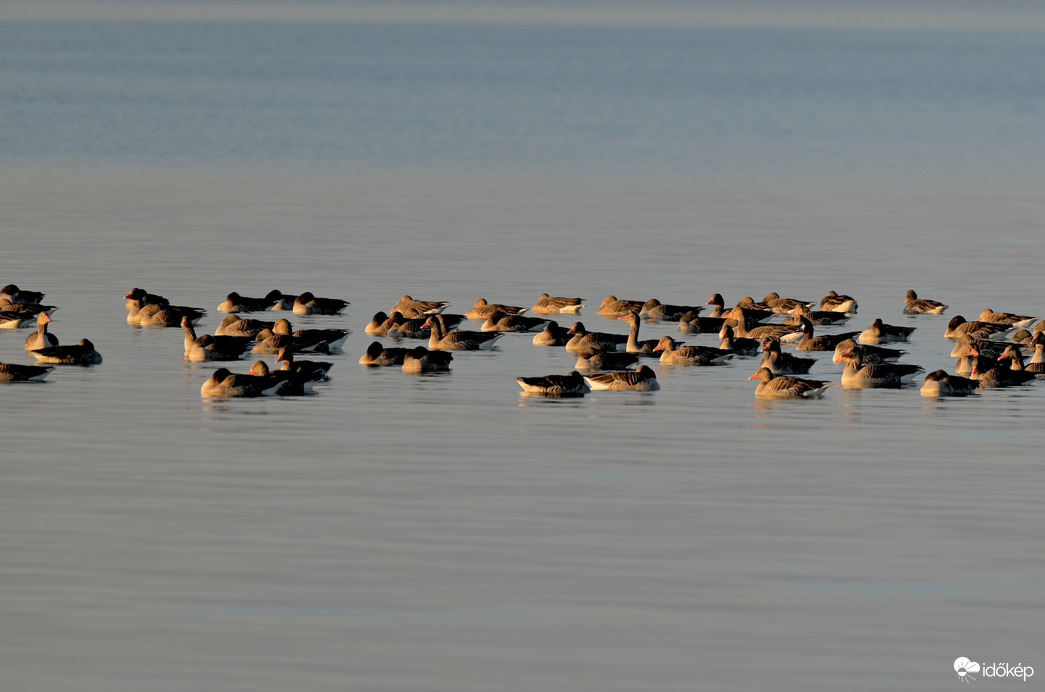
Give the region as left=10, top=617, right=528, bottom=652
left=272, top=318, right=349, bottom=352
left=365, top=311, right=393, bottom=336
left=530, top=293, right=585, bottom=314
left=748, top=367, right=831, bottom=399
left=762, top=292, right=813, bottom=315
left=216, top=291, right=281, bottom=313
left=564, top=322, right=627, bottom=355
left=247, top=360, right=318, bottom=395
left=0, top=361, right=54, bottom=382
left=718, top=325, right=760, bottom=356
left=832, top=338, right=905, bottom=364
left=639, top=299, right=702, bottom=322
left=859, top=318, right=916, bottom=345
left=402, top=346, right=453, bottom=373
left=678, top=309, right=728, bottom=335
left=276, top=347, right=332, bottom=381
left=978, top=308, right=1036, bottom=329
left=583, top=364, right=660, bottom=391
left=391, top=295, right=449, bottom=318
left=24, top=312, right=59, bottom=350
left=920, top=370, right=979, bottom=397
left=997, top=344, right=1045, bottom=375
left=903, top=290, right=948, bottom=315
left=944, top=316, right=1012, bottom=340
left=125, top=298, right=205, bottom=327
left=0, top=300, right=57, bottom=318
left=653, top=336, right=733, bottom=366
left=532, top=321, right=572, bottom=346
left=253, top=329, right=329, bottom=355
left=619, top=312, right=660, bottom=355
left=358, top=341, right=410, bottom=367
left=290, top=291, right=348, bottom=315
left=422, top=314, right=502, bottom=351
left=0, top=283, right=45, bottom=305
left=795, top=317, right=860, bottom=351
left=266, top=291, right=299, bottom=311
left=573, top=350, right=640, bottom=372
left=201, top=367, right=284, bottom=398
left=759, top=337, right=815, bottom=375
left=722, top=310, right=803, bottom=343
left=515, top=371, right=590, bottom=396
left=182, top=316, right=253, bottom=362
left=837, top=345, right=923, bottom=388
left=215, top=315, right=276, bottom=338
left=970, top=356, right=1037, bottom=388
left=386, top=311, right=465, bottom=339
left=465, top=298, right=528, bottom=321
left=480, top=310, right=550, bottom=333
left=819, top=290, right=858, bottom=313
left=596, top=295, right=645, bottom=317
left=787, top=304, right=851, bottom=326
left=0, top=310, right=35, bottom=329
left=948, top=334, right=1011, bottom=359
left=30, top=338, right=102, bottom=365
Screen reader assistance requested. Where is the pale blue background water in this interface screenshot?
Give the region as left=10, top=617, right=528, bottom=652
left=2, top=4, right=1043, bottom=691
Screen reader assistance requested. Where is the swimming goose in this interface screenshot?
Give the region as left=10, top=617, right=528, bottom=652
left=215, top=315, right=276, bottom=338
left=573, top=350, right=640, bottom=371
left=759, top=337, right=815, bottom=375
left=247, top=360, right=318, bottom=395
left=596, top=295, right=645, bottom=317
left=30, top=338, right=102, bottom=365
left=837, top=345, right=923, bottom=388
left=532, top=321, right=572, bottom=346
left=24, top=312, right=59, bottom=351
left=640, top=299, right=702, bottom=322
left=948, top=334, right=1011, bottom=359
left=253, top=329, right=330, bottom=355
left=266, top=291, right=298, bottom=311
left=291, top=291, right=349, bottom=316
left=762, top=292, right=814, bottom=315
left=978, top=308, right=1036, bottom=329
left=920, top=370, right=979, bottom=397
left=201, top=367, right=284, bottom=398
left=0, top=284, right=45, bottom=305
left=619, top=312, right=661, bottom=355
left=722, top=310, right=803, bottom=343
left=944, top=316, right=1013, bottom=340
left=795, top=317, right=860, bottom=351
left=386, top=311, right=465, bottom=339
left=480, top=310, right=550, bottom=333
left=515, top=371, right=590, bottom=397
left=0, top=299, right=57, bottom=319
left=583, top=364, right=660, bottom=391
left=858, top=318, right=916, bottom=345
left=748, top=367, right=831, bottom=399
left=124, top=287, right=168, bottom=307
left=0, top=309, right=33, bottom=330
left=832, top=338, right=905, bottom=364
left=819, top=290, right=858, bottom=313
left=217, top=291, right=280, bottom=313
left=358, top=341, right=410, bottom=366
left=365, top=311, right=393, bottom=336
left=903, top=290, right=948, bottom=315
left=653, top=335, right=733, bottom=366
left=182, top=316, right=253, bottom=362
left=718, top=325, right=761, bottom=356
left=402, top=346, right=453, bottom=373
left=277, top=347, right=332, bottom=380
left=970, top=356, right=1037, bottom=388
left=391, top=295, right=449, bottom=318
left=422, top=314, right=502, bottom=351
left=997, top=344, right=1045, bottom=375
left=465, top=298, right=528, bottom=321
left=678, top=309, right=728, bottom=335
left=126, top=298, right=206, bottom=328
left=565, top=322, right=628, bottom=355
left=530, top=293, right=585, bottom=314
left=787, top=304, right=851, bottom=326
left=272, top=318, right=350, bottom=352
left=0, top=361, right=54, bottom=382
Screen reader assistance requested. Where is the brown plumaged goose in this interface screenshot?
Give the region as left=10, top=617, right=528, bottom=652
left=277, top=347, right=332, bottom=381
left=0, top=361, right=54, bottom=382
left=201, top=367, right=283, bottom=398
left=291, top=291, right=348, bottom=315
left=762, top=292, right=813, bottom=315
left=217, top=291, right=282, bottom=313
left=125, top=297, right=205, bottom=327
left=0, top=283, right=45, bottom=305
left=530, top=293, right=585, bottom=314
left=391, top=295, right=449, bottom=318
left=970, top=356, right=1037, bottom=388
left=365, top=311, right=392, bottom=336
left=422, top=314, right=502, bottom=351
left=997, top=344, right=1045, bottom=375
left=819, top=290, right=858, bottom=313
left=759, top=337, right=815, bottom=375
left=858, top=318, right=916, bottom=345
left=596, top=295, right=645, bottom=317
left=639, top=299, right=702, bottom=322
left=920, top=370, right=979, bottom=397
left=718, top=325, right=761, bottom=356
left=795, top=317, right=860, bottom=351
left=573, top=350, right=640, bottom=372
left=30, top=338, right=102, bottom=365
left=465, top=298, right=528, bottom=321
left=837, top=345, right=924, bottom=388
left=619, top=312, right=661, bottom=355
left=24, top=312, right=59, bottom=351
left=903, top=290, right=948, bottom=315
left=402, top=346, right=453, bottom=373
left=215, top=315, right=276, bottom=338
left=272, top=318, right=350, bottom=352
left=515, top=371, right=590, bottom=397
left=653, top=336, right=733, bottom=366
left=583, top=364, right=660, bottom=391
left=247, top=360, right=318, bottom=395
left=978, top=308, right=1036, bottom=329
left=787, top=304, right=851, bottom=326
left=944, top=316, right=1012, bottom=340
left=721, top=309, right=802, bottom=343
left=480, top=310, right=549, bottom=333
left=358, top=341, right=410, bottom=367
left=532, top=321, right=572, bottom=346
left=182, top=316, right=253, bottom=362
left=565, top=322, right=627, bottom=355
left=832, top=338, right=905, bottom=364
left=748, top=367, right=831, bottom=399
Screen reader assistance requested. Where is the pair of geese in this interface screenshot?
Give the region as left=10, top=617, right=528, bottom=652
left=1, top=288, right=102, bottom=381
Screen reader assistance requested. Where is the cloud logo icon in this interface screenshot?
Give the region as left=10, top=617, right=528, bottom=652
left=955, top=657, right=980, bottom=683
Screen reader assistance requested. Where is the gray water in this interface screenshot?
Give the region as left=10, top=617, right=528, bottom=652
left=2, top=5, right=1044, bottom=691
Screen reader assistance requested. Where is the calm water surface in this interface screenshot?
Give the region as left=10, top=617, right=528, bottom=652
left=2, top=10, right=1044, bottom=691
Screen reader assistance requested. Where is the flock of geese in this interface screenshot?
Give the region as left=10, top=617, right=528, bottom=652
left=2, top=283, right=1042, bottom=401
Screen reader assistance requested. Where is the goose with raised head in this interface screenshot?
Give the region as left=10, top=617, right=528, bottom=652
left=903, top=290, right=948, bottom=315
left=0, top=361, right=54, bottom=382
left=759, top=337, right=815, bottom=375
left=465, top=298, right=527, bottom=321
left=718, top=325, right=761, bottom=356
left=290, top=291, right=349, bottom=316
left=596, top=295, right=645, bottom=317
left=583, top=364, right=660, bottom=391
left=358, top=341, right=410, bottom=367
left=653, top=335, right=733, bottom=366
left=619, top=312, right=660, bottom=355
left=402, top=346, right=453, bottom=373
left=182, top=316, right=253, bottom=362
left=480, top=310, right=550, bottom=333
left=30, top=338, right=102, bottom=365
left=920, top=370, right=979, bottom=397
left=277, top=347, right=332, bottom=381
left=532, top=320, right=571, bottom=346
left=574, top=350, right=640, bottom=372
left=217, top=291, right=280, bottom=314
left=859, top=318, right=916, bottom=345
left=837, top=345, right=923, bottom=388
left=748, top=367, right=831, bottom=399
left=832, top=338, right=905, bottom=364
left=997, top=344, right=1045, bottom=375
left=531, top=293, right=585, bottom=314
left=819, top=290, right=858, bottom=313
left=565, top=322, right=627, bottom=355
left=24, top=312, right=59, bottom=351
left=970, top=356, right=1037, bottom=388
left=422, top=314, right=502, bottom=351
left=516, top=371, right=590, bottom=397
left=795, top=317, right=860, bottom=352
left=391, top=295, right=449, bottom=318
left=949, top=334, right=1011, bottom=359
left=201, top=367, right=284, bottom=398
